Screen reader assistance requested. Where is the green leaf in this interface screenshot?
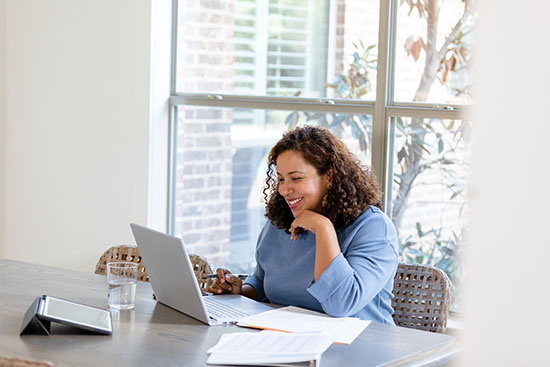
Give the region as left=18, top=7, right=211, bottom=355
left=424, top=123, right=436, bottom=133
left=416, top=222, right=423, bottom=237
left=406, top=248, right=425, bottom=257
left=438, top=246, right=455, bottom=256
left=310, top=112, right=324, bottom=120
left=285, top=111, right=299, bottom=128
left=359, top=132, right=368, bottom=152
left=350, top=121, right=361, bottom=139
left=359, top=115, right=371, bottom=127
left=435, top=258, right=454, bottom=272
left=396, top=122, right=408, bottom=137
left=438, top=139, right=444, bottom=154
left=397, top=147, right=407, bottom=164
left=417, top=142, right=432, bottom=155
left=329, top=114, right=346, bottom=129
left=440, top=158, right=456, bottom=165
left=449, top=189, right=464, bottom=200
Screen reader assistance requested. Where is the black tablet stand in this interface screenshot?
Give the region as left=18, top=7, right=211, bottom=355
left=20, top=296, right=52, bottom=335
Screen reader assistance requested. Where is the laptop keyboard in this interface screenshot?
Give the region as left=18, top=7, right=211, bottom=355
left=203, top=296, right=249, bottom=320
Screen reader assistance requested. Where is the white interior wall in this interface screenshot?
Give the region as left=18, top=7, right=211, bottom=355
left=0, top=0, right=6, bottom=258
left=2, top=0, right=169, bottom=272
left=463, top=0, right=550, bottom=365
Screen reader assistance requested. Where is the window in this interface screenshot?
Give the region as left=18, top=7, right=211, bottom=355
left=171, top=105, right=372, bottom=271
left=169, top=0, right=476, bottom=306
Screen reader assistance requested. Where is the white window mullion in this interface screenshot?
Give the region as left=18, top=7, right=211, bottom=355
left=170, top=94, right=375, bottom=114
left=254, top=0, right=269, bottom=127
left=372, top=0, right=396, bottom=210
left=325, top=0, right=337, bottom=99
left=255, top=0, right=268, bottom=95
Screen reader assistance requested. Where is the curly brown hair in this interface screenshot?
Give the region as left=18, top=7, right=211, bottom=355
left=263, top=126, right=382, bottom=230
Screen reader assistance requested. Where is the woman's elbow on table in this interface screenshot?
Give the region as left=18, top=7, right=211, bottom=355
left=319, top=288, right=368, bottom=317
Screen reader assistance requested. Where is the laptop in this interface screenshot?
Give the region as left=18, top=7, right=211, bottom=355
left=130, top=223, right=273, bottom=325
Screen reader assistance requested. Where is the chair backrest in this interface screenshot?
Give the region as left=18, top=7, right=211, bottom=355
left=391, top=263, right=451, bottom=333
left=95, top=245, right=213, bottom=289
left=95, top=245, right=149, bottom=281
left=188, top=253, right=214, bottom=290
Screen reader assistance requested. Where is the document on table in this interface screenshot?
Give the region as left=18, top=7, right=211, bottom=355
left=206, top=331, right=332, bottom=366
left=236, top=306, right=371, bottom=344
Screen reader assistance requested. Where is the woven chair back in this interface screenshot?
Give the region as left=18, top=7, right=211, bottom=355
left=95, top=245, right=214, bottom=289
left=188, top=254, right=214, bottom=290
left=391, top=263, right=451, bottom=333
left=95, top=245, right=149, bottom=282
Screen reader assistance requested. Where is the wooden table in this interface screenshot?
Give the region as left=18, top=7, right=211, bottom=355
left=0, top=259, right=458, bottom=366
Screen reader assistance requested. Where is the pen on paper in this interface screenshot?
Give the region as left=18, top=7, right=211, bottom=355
left=206, top=274, right=249, bottom=280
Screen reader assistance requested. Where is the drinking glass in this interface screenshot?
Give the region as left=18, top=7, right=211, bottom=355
left=107, top=262, right=138, bottom=310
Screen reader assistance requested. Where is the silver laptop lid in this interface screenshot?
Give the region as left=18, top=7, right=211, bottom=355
left=130, top=223, right=211, bottom=324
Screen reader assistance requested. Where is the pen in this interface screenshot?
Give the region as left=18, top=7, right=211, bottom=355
left=206, top=274, right=249, bottom=280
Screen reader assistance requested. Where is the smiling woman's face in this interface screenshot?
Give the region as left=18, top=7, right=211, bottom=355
left=276, top=150, right=330, bottom=218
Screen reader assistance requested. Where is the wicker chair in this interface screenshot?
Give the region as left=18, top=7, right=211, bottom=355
left=95, top=245, right=213, bottom=290
left=0, top=357, right=54, bottom=367
left=391, top=263, right=451, bottom=333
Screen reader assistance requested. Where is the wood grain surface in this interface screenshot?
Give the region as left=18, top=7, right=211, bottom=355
left=0, top=259, right=458, bottom=366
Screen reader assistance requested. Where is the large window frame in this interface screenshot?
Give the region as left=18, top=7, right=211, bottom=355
left=167, top=0, right=469, bottom=232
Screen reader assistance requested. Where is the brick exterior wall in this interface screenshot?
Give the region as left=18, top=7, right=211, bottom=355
left=174, top=0, right=235, bottom=266
left=335, top=0, right=346, bottom=77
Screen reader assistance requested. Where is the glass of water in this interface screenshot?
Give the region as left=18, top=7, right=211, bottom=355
left=107, top=262, right=138, bottom=310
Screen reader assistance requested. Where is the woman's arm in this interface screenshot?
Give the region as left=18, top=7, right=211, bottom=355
left=289, top=209, right=341, bottom=280
left=241, top=284, right=260, bottom=301
left=306, top=212, right=398, bottom=317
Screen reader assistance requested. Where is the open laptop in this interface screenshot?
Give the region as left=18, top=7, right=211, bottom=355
left=130, top=223, right=272, bottom=325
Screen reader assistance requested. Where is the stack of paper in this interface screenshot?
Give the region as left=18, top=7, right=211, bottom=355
left=206, top=331, right=332, bottom=366
left=236, top=306, right=370, bottom=344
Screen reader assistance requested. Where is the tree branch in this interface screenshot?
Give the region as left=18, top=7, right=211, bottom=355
left=436, top=2, right=475, bottom=61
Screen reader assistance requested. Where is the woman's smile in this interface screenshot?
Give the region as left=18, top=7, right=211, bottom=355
left=287, top=197, right=303, bottom=209
left=276, top=150, right=329, bottom=218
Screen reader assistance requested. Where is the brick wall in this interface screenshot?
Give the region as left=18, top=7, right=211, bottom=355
left=174, top=0, right=235, bottom=266
left=175, top=106, right=233, bottom=266
left=334, top=0, right=346, bottom=77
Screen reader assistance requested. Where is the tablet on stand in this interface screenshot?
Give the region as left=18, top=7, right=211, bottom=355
left=20, top=295, right=112, bottom=335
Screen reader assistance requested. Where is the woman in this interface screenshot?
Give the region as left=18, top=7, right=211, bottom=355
left=208, top=126, right=398, bottom=324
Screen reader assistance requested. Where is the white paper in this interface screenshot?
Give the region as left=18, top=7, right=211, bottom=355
left=324, top=318, right=370, bottom=344
left=236, top=306, right=370, bottom=344
left=206, top=331, right=332, bottom=366
left=237, top=306, right=348, bottom=332
left=207, top=353, right=320, bottom=366
left=207, top=331, right=331, bottom=355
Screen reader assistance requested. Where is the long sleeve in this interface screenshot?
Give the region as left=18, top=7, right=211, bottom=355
left=306, top=211, right=398, bottom=318
left=243, top=225, right=268, bottom=302
left=245, top=207, right=398, bottom=323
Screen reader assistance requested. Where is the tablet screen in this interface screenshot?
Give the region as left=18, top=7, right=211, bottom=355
left=41, top=296, right=112, bottom=333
